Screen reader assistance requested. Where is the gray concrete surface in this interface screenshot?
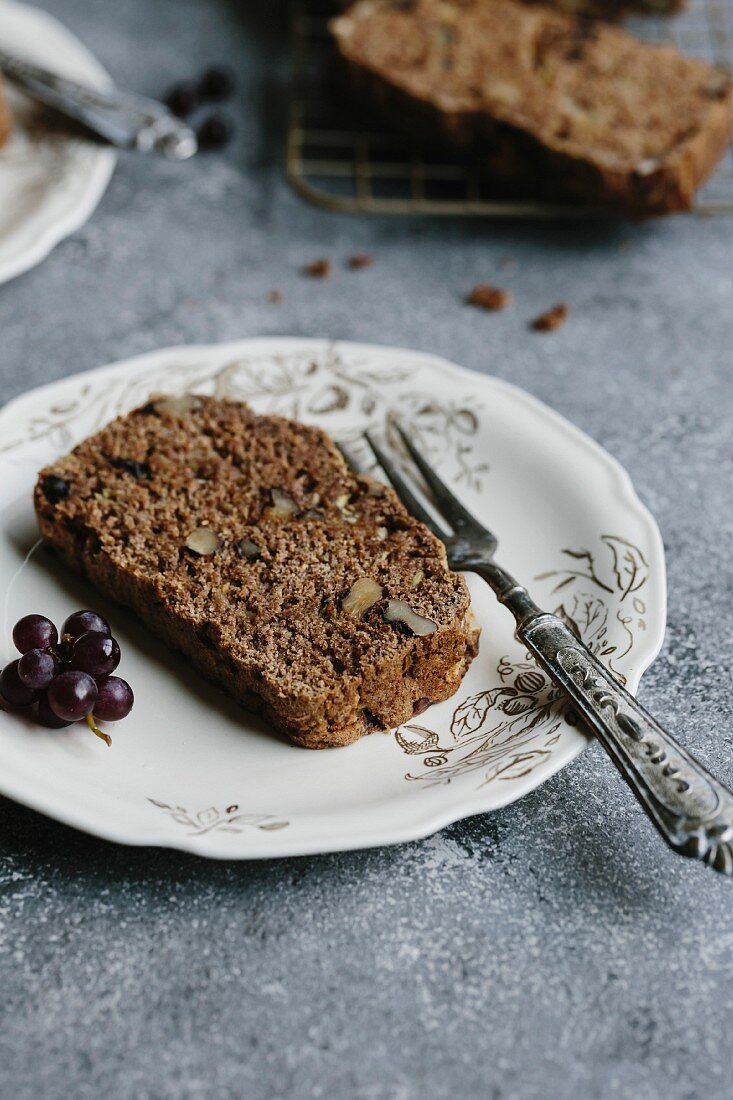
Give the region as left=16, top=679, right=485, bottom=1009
left=1, top=2, right=733, bottom=1097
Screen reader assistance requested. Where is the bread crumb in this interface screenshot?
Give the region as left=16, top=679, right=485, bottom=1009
left=467, top=284, right=511, bottom=311
left=348, top=253, right=373, bottom=269
left=267, top=289, right=283, bottom=303
left=304, top=259, right=331, bottom=278
left=531, top=303, right=568, bottom=331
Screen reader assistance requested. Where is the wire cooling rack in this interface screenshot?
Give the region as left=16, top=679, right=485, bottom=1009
left=286, top=0, right=733, bottom=217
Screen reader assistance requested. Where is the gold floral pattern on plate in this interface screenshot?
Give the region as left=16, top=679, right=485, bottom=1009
left=395, top=534, right=650, bottom=789
left=147, top=800, right=289, bottom=836
left=0, top=344, right=488, bottom=491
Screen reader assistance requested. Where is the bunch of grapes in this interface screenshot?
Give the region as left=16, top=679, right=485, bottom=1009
left=0, top=610, right=134, bottom=746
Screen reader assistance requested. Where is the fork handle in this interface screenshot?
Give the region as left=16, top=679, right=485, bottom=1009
left=516, top=611, right=733, bottom=874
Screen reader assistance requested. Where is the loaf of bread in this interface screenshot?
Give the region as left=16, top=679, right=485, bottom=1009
left=34, top=396, right=479, bottom=748
left=0, top=76, right=11, bottom=150
left=331, top=0, right=733, bottom=214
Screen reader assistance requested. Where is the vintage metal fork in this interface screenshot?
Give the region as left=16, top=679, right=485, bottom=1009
left=355, top=426, right=733, bottom=875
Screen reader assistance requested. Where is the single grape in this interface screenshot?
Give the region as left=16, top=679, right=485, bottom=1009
left=95, top=676, right=134, bottom=721
left=196, top=114, right=234, bottom=151
left=164, top=81, right=199, bottom=118
left=18, top=648, right=58, bottom=690
left=0, top=660, right=39, bottom=707
left=12, top=614, right=57, bottom=654
left=47, top=670, right=97, bottom=722
left=198, top=65, right=236, bottom=101
left=54, top=638, right=73, bottom=666
left=61, top=610, right=110, bottom=643
left=37, top=692, right=73, bottom=728
left=70, top=631, right=120, bottom=678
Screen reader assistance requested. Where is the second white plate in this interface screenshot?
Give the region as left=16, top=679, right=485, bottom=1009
left=0, top=338, right=666, bottom=857
left=0, top=0, right=116, bottom=284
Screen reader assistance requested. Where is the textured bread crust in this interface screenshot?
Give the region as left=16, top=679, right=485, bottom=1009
left=34, top=397, right=479, bottom=749
left=0, top=76, right=11, bottom=150
left=331, top=0, right=733, bottom=215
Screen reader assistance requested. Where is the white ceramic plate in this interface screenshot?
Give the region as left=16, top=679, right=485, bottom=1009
left=0, top=0, right=116, bottom=284
left=0, top=339, right=666, bottom=858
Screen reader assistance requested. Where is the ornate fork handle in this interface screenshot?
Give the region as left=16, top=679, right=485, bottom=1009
left=469, top=560, right=733, bottom=874
left=517, top=611, right=733, bottom=874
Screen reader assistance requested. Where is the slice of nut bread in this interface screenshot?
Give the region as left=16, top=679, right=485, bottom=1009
left=331, top=0, right=733, bottom=215
left=34, top=396, right=479, bottom=748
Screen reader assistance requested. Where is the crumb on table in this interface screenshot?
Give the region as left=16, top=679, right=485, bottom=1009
left=348, top=253, right=373, bottom=269
left=467, top=284, right=511, bottom=311
left=303, top=259, right=331, bottom=278
left=531, top=303, right=568, bottom=331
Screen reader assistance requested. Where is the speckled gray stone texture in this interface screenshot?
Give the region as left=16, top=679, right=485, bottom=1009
left=1, top=2, right=733, bottom=1098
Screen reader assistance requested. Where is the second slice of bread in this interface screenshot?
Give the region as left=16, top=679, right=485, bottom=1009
left=331, top=0, right=733, bottom=214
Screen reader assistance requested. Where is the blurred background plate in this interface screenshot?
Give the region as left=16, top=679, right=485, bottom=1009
left=0, top=338, right=666, bottom=858
left=0, top=0, right=116, bottom=284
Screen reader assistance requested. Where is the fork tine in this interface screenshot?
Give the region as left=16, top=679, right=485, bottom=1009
left=393, top=423, right=486, bottom=533
left=363, top=432, right=449, bottom=541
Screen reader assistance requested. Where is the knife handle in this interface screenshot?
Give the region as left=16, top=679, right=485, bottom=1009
left=0, top=48, right=196, bottom=159
left=517, top=611, right=733, bottom=874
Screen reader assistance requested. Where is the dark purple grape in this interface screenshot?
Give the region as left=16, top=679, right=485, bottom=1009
left=0, top=660, right=39, bottom=707
left=18, top=648, right=58, bottom=690
left=12, top=614, right=57, bottom=654
left=47, top=671, right=97, bottom=722
left=198, top=65, right=236, bottom=101
left=196, top=114, right=233, bottom=151
left=70, top=631, right=120, bottom=678
left=38, top=693, right=73, bottom=728
left=95, top=676, right=134, bottom=721
left=164, top=81, right=199, bottom=117
left=61, top=610, right=110, bottom=644
left=54, top=638, right=73, bottom=666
